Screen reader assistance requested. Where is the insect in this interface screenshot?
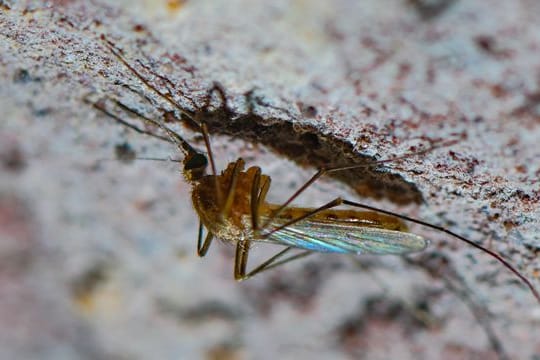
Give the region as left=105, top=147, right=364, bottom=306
left=92, top=38, right=540, bottom=303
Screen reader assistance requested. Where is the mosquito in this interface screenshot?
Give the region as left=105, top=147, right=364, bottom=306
left=92, top=38, right=540, bottom=304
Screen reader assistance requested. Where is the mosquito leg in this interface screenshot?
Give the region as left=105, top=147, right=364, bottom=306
left=200, top=123, right=218, bottom=177
left=245, top=250, right=312, bottom=279
left=340, top=198, right=540, bottom=304
left=118, top=82, right=181, bottom=120
left=257, top=175, right=271, bottom=210
left=252, top=137, right=539, bottom=303
left=248, top=167, right=272, bottom=232
left=221, top=159, right=244, bottom=217
left=209, top=82, right=227, bottom=107
left=206, top=81, right=233, bottom=117
left=257, top=188, right=540, bottom=304
left=234, top=241, right=312, bottom=281
left=260, top=139, right=460, bottom=229
left=197, top=83, right=236, bottom=177
left=250, top=167, right=262, bottom=231
left=234, top=241, right=250, bottom=280
left=197, top=222, right=214, bottom=257
left=197, top=221, right=204, bottom=253
left=252, top=174, right=272, bottom=236
left=198, top=122, right=227, bottom=208
left=206, top=155, right=244, bottom=222
left=134, top=58, right=199, bottom=110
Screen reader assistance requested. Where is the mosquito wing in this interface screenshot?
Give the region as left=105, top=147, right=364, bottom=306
left=264, top=218, right=428, bottom=255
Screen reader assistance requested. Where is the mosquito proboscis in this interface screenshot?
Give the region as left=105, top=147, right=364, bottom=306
left=91, top=37, right=540, bottom=304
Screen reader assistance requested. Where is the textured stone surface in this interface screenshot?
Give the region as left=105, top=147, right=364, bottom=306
left=1, top=0, right=540, bottom=359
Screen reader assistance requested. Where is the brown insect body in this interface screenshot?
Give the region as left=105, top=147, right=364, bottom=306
left=191, top=158, right=410, bottom=247
left=191, top=160, right=259, bottom=242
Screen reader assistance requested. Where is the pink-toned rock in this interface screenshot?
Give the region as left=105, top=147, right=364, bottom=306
left=1, top=1, right=539, bottom=358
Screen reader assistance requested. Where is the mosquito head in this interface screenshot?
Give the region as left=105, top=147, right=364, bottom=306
left=183, top=151, right=208, bottom=182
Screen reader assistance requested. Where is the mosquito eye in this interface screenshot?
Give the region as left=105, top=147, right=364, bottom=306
left=185, top=153, right=208, bottom=170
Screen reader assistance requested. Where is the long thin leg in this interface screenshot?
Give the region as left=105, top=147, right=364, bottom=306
left=234, top=242, right=312, bottom=281
left=197, top=221, right=214, bottom=257
left=340, top=199, right=540, bottom=304
left=251, top=173, right=271, bottom=234
left=231, top=168, right=311, bottom=280
left=134, top=58, right=199, bottom=110
left=260, top=139, right=459, bottom=229
left=257, top=187, right=540, bottom=304
left=199, top=123, right=224, bottom=207
left=251, top=138, right=539, bottom=303
left=200, top=81, right=233, bottom=117
left=258, top=175, right=271, bottom=210
left=246, top=249, right=312, bottom=278
left=233, top=196, right=342, bottom=280
left=250, top=167, right=262, bottom=231
left=234, top=241, right=250, bottom=280
left=221, top=159, right=244, bottom=218
left=200, top=123, right=218, bottom=177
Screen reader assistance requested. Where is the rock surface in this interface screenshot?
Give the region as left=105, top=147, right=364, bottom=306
left=1, top=0, right=540, bottom=359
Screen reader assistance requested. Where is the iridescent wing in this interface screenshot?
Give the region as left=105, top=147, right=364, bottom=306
left=264, top=218, right=428, bottom=255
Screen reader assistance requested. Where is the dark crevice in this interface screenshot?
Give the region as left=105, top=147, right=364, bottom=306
left=189, top=109, right=424, bottom=205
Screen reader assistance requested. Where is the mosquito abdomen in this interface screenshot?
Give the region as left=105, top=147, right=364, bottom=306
left=264, top=205, right=409, bottom=232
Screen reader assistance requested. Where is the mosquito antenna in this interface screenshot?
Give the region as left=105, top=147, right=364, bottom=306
left=112, top=99, right=199, bottom=157
left=341, top=199, right=540, bottom=304
left=131, top=156, right=181, bottom=163
left=97, top=156, right=182, bottom=163
left=85, top=98, right=173, bottom=144
left=88, top=95, right=208, bottom=181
